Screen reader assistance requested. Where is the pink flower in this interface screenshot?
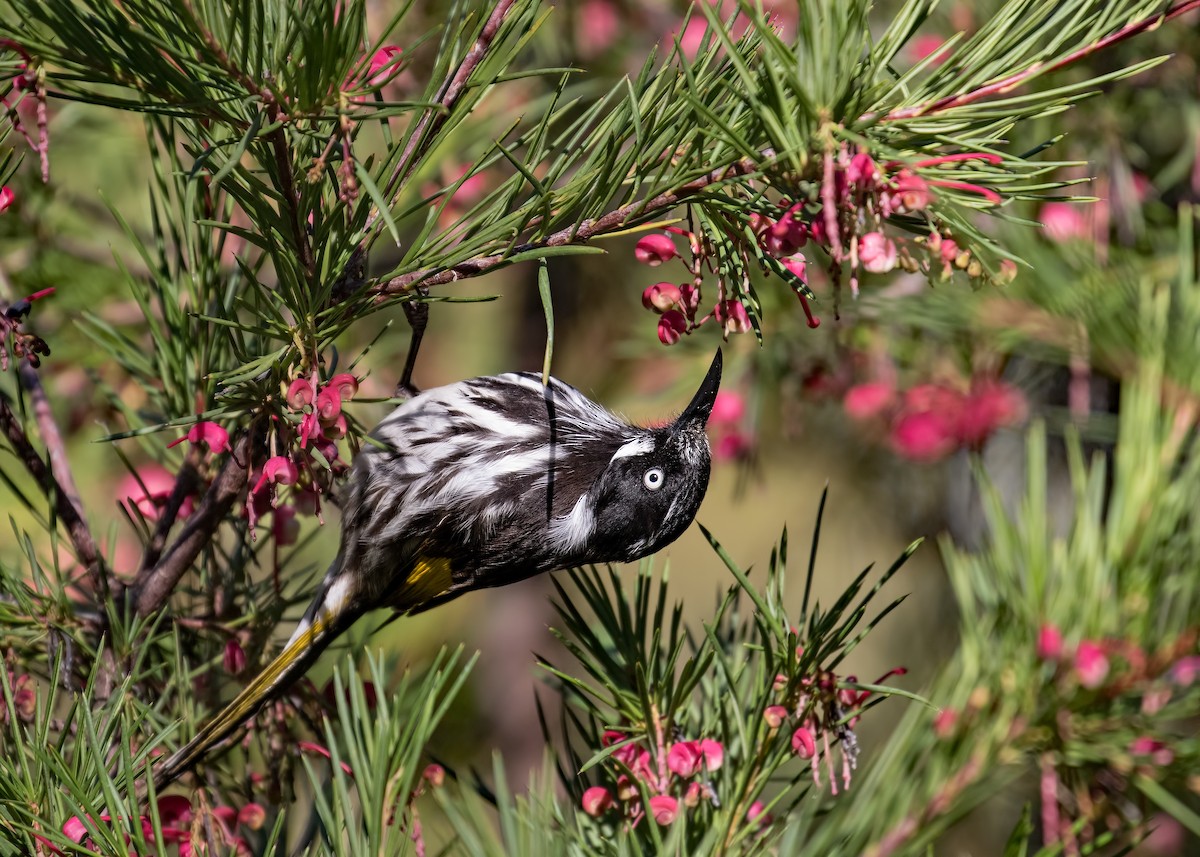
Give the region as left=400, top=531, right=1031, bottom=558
left=648, top=795, right=678, bottom=825
left=667, top=740, right=703, bottom=778
left=844, top=381, right=896, bottom=422
left=766, top=206, right=807, bottom=255
left=1130, top=736, right=1174, bottom=766
left=0, top=186, right=12, bottom=213
left=890, top=411, right=958, bottom=461
left=678, top=283, right=701, bottom=315
left=657, top=310, right=687, bottom=345
left=223, top=639, right=246, bottom=675
left=326, top=373, right=359, bottom=400
left=714, top=432, right=750, bottom=461
left=932, top=708, right=957, bottom=739
left=635, top=234, right=678, bottom=266
left=1074, top=640, right=1109, bottom=689
left=1037, top=624, right=1063, bottom=660
left=791, top=726, right=816, bottom=759
left=846, top=152, right=878, bottom=188
left=238, top=803, right=266, bottom=830
left=782, top=253, right=807, bottom=282
left=642, top=282, right=682, bottom=313
left=746, top=800, right=771, bottom=827
left=575, top=0, right=621, bottom=57
left=1169, top=656, right=1200, bottom=686
left=1040, top=202, right=1090, bottom=242
left=715, top=300, right=752, bottom=335
left=581, top=786, right=613, bottom=817
left=957, top=380, right=1027, bottom=447
left=423, top=763, right=446, bottom=787
left=315, top=387, right=342, bottom=421
left=118, top=466, right=195, bottom=521
left=253, top=455, right=299, bottom=494
left=367, top=46, right=403, bottom=85
left=675, top=17, right=710, bottom=60
left=168, top=420, right=230, bottom=455
left=698, top=738, right=724, bottom=772
left=909, top=34, right=948, bottom=64
left=710, top=390, right=745, bottom=426
left=997, top=258, right=1019, bottom=284
left=859, top=232, right=898, bottom=273
left=762, top=705, right=788, bottom=729
left=273, top=505, right=300, bottom=545
left=287, top=378, right=314, bottom=409
left=322, top=414, right=349, bottom=441
left=891, top=170, right=932, bottom=212
left=62, top=816, right=89, bottom=843
left=297, top=740, right=354, bottom=775
left=683, top=780, right=703, bottom=807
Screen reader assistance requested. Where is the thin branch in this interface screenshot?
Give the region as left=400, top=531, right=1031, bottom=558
left=135, top=447, right=203, bottom=577
left=129, top=434, right=250, bottom=618
left=883, top=0, right=1200, bottom=121
left=369, top=0, right=518, bottom=230
left=0, top=392, right=107, bottom=592
left=371, top=157, right=761, bottom=298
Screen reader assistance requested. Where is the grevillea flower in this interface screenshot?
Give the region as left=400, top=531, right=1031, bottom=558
left=859, top=231, right=898, bottom=273
left=766, top=206, right=807, bottom=255
left=635, top=234, right=678, bottom=266
left=683, top=781, right=703, bottom=807
left=223, top=639, right=247, bottom=675
left=298, top=740, right=354, bottom=775
left=315, top=387, right=342, bottom=421
left=118, top=465, right=195, bottom=521
left=698, top=738, right=724, bottom=772
left=843, top=382, right=896, bottom=422
left=846, top=152, right=878, bottom=188
left=1040, top=202, right=1090, bottom=242
left=714, top=432, right=750, bottom=461
left=657, top=310, right=687, bottom=345
left=581, top=786, right=613, bottom=817
left=666, top=740, right=703, bottom=778
left=254, top=455, right=299, bottom=495
left=932, top=708, right=958, bottom=739
left=791, top=726, right=816, bottom=759
left=782, top=253, right=807, bottom=282
left=642, top=282, right=682, bottom=313
left=715, top=300, right=752, bottom=335
left=1037, top=624, right=1064, bottom=660
left=1170, top=656, right=1200, bottom=686
left=746, top=801, right=770, bottom=827
left=367, top=46, right=403, bottom=85
left=1074, top=640, right=1109, bottom=688
left=273, top=505, right=300, bottom=545
left=238, top=803, right=266, bottom=831
left=763, top=705, right=788, bottom=729
left=168, top=421, right=230, bottom=455
left=957, top=380, right=1027, bottom=447
left=648, top=795, right=678, bottom=825
left=1130, top=736, right=1174, bottom=766
left=678, top=283, right=701, bottom=315
left=0, top=186, right=12, bottom=213
left=287, top=378, right=314, bottom=409
left=890, top=411, right=958, bottom=461
left=710, top=390, right=745, bottom=426
left=891, top=170, right=932, bottom=212
left=326, top=373, right=359, bottom=399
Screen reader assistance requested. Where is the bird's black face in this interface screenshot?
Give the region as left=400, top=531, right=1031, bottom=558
left=587, top=427, right=713, bottom=563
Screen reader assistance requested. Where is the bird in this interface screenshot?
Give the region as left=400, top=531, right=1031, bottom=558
left=152, top=349, right=722, bottom=789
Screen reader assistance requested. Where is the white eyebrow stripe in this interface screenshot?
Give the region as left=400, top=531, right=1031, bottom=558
left=612, top=437, right=654, bottom=459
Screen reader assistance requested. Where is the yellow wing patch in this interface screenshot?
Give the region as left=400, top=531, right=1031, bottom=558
left=397, top=556, right=454, bottom=612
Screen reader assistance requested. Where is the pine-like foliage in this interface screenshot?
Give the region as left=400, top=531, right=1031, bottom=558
left=0, top=0, right=1197, bottom=854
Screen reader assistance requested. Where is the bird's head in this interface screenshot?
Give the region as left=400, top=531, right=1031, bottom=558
left=585, top=350, right=722, bottom=563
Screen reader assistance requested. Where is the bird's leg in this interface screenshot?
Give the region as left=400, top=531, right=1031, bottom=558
left=395, top=287, right=429, bottom=399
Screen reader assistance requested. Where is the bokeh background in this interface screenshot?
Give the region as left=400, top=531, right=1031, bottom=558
left=1, top=0, right=1196, bottom=852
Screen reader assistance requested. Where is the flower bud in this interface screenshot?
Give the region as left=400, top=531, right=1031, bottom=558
left=237, top=803, right=266, bottom=831
left=859, top=232, right=898, bottom=274
left=423, top=763, right=446, bottom=788
left=791, top=726, right=816, bottom=759
left=657, top=310, right=687, bottom=345
left=1074, top=640, right=1109, bottom=689
left=168, top=421, right=230, bottom=455
left=315, top=387, right=342, bottom=422
left=581, top=786, right=613, bottom=817
left=648, top=795, right=678, bottom=825
left=1036, top=624, right=1063, bottom=660
left=892, top=170, right=931, bottom=212
left=762, top=705, right=788, bottom=729
left=223, top=639, right=247, bottom=676
left=634, top=234, right=679, bottom=266
left=287, top=378, right=314, bottom=410
left=0, top=186, right=13, bottom=214
left=714, top=300, right=752, bottom=336
left=642, top=282, right=682, bottom=313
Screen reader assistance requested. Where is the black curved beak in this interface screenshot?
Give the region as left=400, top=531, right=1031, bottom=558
left=674, top=349, right=723, bottom=433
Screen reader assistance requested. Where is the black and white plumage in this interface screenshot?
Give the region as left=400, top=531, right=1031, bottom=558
left=153, top=350, right=722, bottom=789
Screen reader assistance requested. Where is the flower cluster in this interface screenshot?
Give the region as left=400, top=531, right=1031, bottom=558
left=581, top=732, right=725, bottom=826
left=0, top=283, right=54, bottom=371
left=48, top=795, right=265, bottom=856
left=1, top=41, right=51, bottom=182
left=634, top=147, right=1009, bottom=346
left=843, top=377, right=1028, bottom=462
left=769, top=650, right=908, bottom=796
left=0, top=669, right=35, bottom=724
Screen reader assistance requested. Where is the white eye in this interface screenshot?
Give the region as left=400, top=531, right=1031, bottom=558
left=643, top=467, right=665, bottom=491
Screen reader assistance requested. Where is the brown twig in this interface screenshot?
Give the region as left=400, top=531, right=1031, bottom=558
left=129, top=434, right=250, bottom=618
left=883, top=0, right=1200, bottom=122
left=369, top=0, right=518, bottom=230
left=135, top=447, right=203, bottom=577
left=371, top=157, right=761, bottom=298
left=0, top=392, right=107, bottom=592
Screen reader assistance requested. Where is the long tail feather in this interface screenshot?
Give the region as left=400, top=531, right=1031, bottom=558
left=153, top=575, right=360, bottom=790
